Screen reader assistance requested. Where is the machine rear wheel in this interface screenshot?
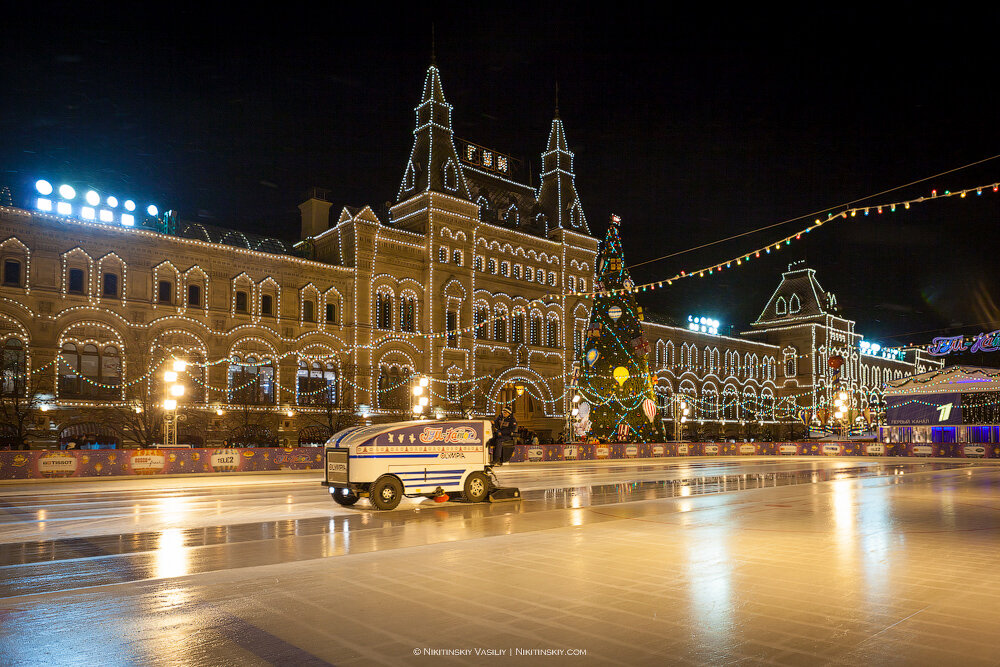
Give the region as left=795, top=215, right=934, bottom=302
left=369, top=475, right=403, bottom=510
left=332, top=487, right=360, bottom=506
left=464, top=471, right=490, bottom=503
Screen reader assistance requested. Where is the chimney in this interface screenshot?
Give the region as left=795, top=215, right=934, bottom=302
left=298, top=187, right=332, bottom=240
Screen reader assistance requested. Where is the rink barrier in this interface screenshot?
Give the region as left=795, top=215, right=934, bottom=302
left=1, top=442, right=994, bottom=480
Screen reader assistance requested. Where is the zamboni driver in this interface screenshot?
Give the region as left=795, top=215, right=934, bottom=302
left=492, top=406, right=517, bottom=465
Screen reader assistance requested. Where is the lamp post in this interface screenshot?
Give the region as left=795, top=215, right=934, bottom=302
left=411, top=374, right=429, bottom=419
left=567, top=392, right=581, bottom=442
left=674, top=396, right=689, bottom=442
left=162, top=359, right=186, bottom=447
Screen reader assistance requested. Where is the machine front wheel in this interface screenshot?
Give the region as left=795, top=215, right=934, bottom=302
left=464, top=471, right=491, bottom=503
left=331, top=487, right=360, bottom=507
left=369, top=475, right=403, bottom=510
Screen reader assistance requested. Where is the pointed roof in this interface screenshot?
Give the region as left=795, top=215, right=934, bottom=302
left=537, top=111, right=589, bottom=234
left=395, top=65, right=472, bottom=202
left=753, top=261, right=840, bottom=325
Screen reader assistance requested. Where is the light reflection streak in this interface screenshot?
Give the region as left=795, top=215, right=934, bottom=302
left=154, top=528, right=190, bottom=579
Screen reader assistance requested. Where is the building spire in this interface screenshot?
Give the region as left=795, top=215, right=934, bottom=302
left=554, top=80, right=560, bottom=119
left=431, top=23, right=436, bottom=66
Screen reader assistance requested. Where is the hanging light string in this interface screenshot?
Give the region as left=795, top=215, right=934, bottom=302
left=556, top=180, right=1000, bottom=300
left=626, top=154, right=1000, bottom=271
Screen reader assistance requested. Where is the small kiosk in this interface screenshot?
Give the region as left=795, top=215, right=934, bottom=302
left=881, top=366, right=1000, bottom=457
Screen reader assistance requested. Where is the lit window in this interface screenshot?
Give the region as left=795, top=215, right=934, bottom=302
left=261, top=294, right=273, bottom=316
left=303, top=300, right=315, bottom=322
left=68, top=268, right=85, bottom=293
left=235, top=291, right=248, bottom=313
left=326, top=303, right=336, bottom=323
left=102, top=272, right=118, bottom=297
left=4, top=261, right=21, bottom=287
left=188, top=284, right=201, bottom=307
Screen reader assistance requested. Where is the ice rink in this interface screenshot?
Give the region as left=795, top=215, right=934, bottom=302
left=2, top=457, right=1000, bottom=664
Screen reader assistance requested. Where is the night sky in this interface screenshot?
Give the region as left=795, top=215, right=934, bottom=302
left=3, top=5, right=998, bottom=353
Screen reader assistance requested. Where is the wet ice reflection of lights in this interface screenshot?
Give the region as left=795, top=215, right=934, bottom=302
left=154, top=529, right=190, bottom=579
left=687, top=526, right=732, bottom=643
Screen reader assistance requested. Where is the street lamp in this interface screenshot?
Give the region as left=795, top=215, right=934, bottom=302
left=162, top=364, right=186, bottom=447
left=411, top=375, right=430, bottom=418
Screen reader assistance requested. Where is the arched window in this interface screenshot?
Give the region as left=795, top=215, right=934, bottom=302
left=784, top=347, right=797, bottom=378
left=513, top=264, right=522, bottom=280
left=474, top=256, right=483, bottom=272
left=789, top=294, right=801, bottom=313
left=722, top=386, right=739, bottom=420
left=1, top=338, right=26, bottom=395
left=438, top=246, right=448, bottom=263
left=494, top=309, right=507, bottom=342
left=452, top=250, right=463, bottom=266
left=377, top=365, right=410, bottom=412
left=546, top=316, right=559, bottom=348
left=568, top=276, right=576, bottom=292
left=228, top=355, right=275, bottom=405
left=58, top=342, right=119, bottom=399
left=375, top=292, right=393, bottom=329
left=297, top=361, right=337, bottom=406
left=475, top=306, right=489, bottom=339
left=501, top=261, right=510, bottom=277
left=525, top=267, right=534, bottom=282
left=529, top=313, right=542, bottom=346
left=578, top=278, right=586, bottom=292
left=399, top=295, right=416, bottom=332
left=775, top=296, right=787, bottom=315
left=488, top=259, right=497, bottom=274
left=511, top=311, right=525, bottom=344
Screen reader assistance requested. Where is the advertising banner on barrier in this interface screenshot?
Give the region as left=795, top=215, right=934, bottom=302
left=0, top=448, right=325, bottom=480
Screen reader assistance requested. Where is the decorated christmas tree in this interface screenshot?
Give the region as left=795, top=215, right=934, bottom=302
left=574, top=215, right=666, bottom=443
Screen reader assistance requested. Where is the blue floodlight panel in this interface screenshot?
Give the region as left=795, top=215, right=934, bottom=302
left=36, top=198, right=52, bottom=211
left=58, top=184, right=76, bottom=199
left=124, top=199, right=135, bottom=211
left=99, top=209, right=114, bottom=222
left=35, top=180, right=53, bottom=196
left=107, top=196, right=118, bottom=207
left=81, top=207, right=96, bottom=220
left=121, top=213, right=134, bottom=226
left=85, top=190, right=100, bottom=206
left=56, top=202, right=72, bottom=215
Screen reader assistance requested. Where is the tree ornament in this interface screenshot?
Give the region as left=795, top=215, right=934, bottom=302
left=586, top=349, right=600, bottom=366
left=608, top=305, right=623, bottom=322
left=613, top=366, right=630, bottom=387
left=642, top=397, right=657, bottom=423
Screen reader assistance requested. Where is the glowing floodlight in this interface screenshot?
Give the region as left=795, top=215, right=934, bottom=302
left=419, top=376, right=429, bottom=387
left=121, top=214, right=134, bottom=226
left=56, top=202, right=72, bottom=215
left=124, top=199, right=136, bottom=211
left=81, top=207, right=95, bottom=220
left=412, top=386, right=423, bottom=396
left=170, top=384, right=185, bottom=397
left=172, top=360, right=187, bottom=372
left=163, top=399, right=177, bottom=411
left=36, top=198, right=52, bottom=211
left=163, top=371, right=177, bottom=383
left=85, top=190, right=100, bottom=206
left=59, top=184, right=76, bottom=199
left=419, top=396, right=429, bottom=407
left=99, top=209, right=113, bottom=222
left=147, top=204, right=158, bottom=217
left=35, top=180, right=53, bottom=195
left=106, top=196, right=118, bottom=208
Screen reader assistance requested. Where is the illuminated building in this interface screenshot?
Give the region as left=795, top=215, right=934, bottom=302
left=0, top=64, right=941, bottom=448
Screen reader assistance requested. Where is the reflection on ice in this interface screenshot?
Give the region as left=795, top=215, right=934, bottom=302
left=154, top=528, right=189, bottom=579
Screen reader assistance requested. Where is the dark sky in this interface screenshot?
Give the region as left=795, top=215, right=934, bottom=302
left=2, top=4, right=998, bottom=351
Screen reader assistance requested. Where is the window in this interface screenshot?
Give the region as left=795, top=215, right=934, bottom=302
left=1, top=338, right=26, bottom=395
left=487, top=259, right=497, bottom=274
left=326, top=303, right=336, bottom=324
left=452, top=250, right=462, bottom=266
left=529, top=314, right=541, bottom=346
left=438, top=247, right=448, bottom=263
left=537, top=271, right=545, bottom=285
left=3, top=260, right=21, bottom=286
left=235, top=290, right=249, bottom=313
left=297, top=361, right=337, bottom=406
left=377, top=365, right=410, bottom=412
left=512, top=312, right=525, bottom=344
left=513, top=264, right=522, bottom=280
left=68, top=268, right=85, bottom=293
left=578, top=278, right=586, bottom=292
left=546, top=318, right=558, bottom=348
left=261, top=294, right=274, bottom=316
left=775, top=296, right=787, bottom=315
left=376, top=292, right=393, bottom=329
left=474, top=256, right=483, bottom=272
left=158, top=280, right=172, bottom=304
left=303, top=300, right=315, bottom=322
left=568, top=276, right=576, bottom=292
left=228, top=355, right=275, bottom=405
left=447, top=380, right=459, bottom=403
left=525, top=267, right=534, bottom=282
left=188, top=284, right=201, bottom=307
left=446, top=310, right=458, bottom=346
left=97, top=272, right=117, bottom=297
left=475, top=307, right=488, bottom=339
left=501, top=261, right=510, bottom=277
left=549, top=272, right=557, bottom=286
left=494, top=313, right=507, bottom=342
left=399, top=296, right=416, bottom=332
left=58, top=343, right=120, bottom=399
